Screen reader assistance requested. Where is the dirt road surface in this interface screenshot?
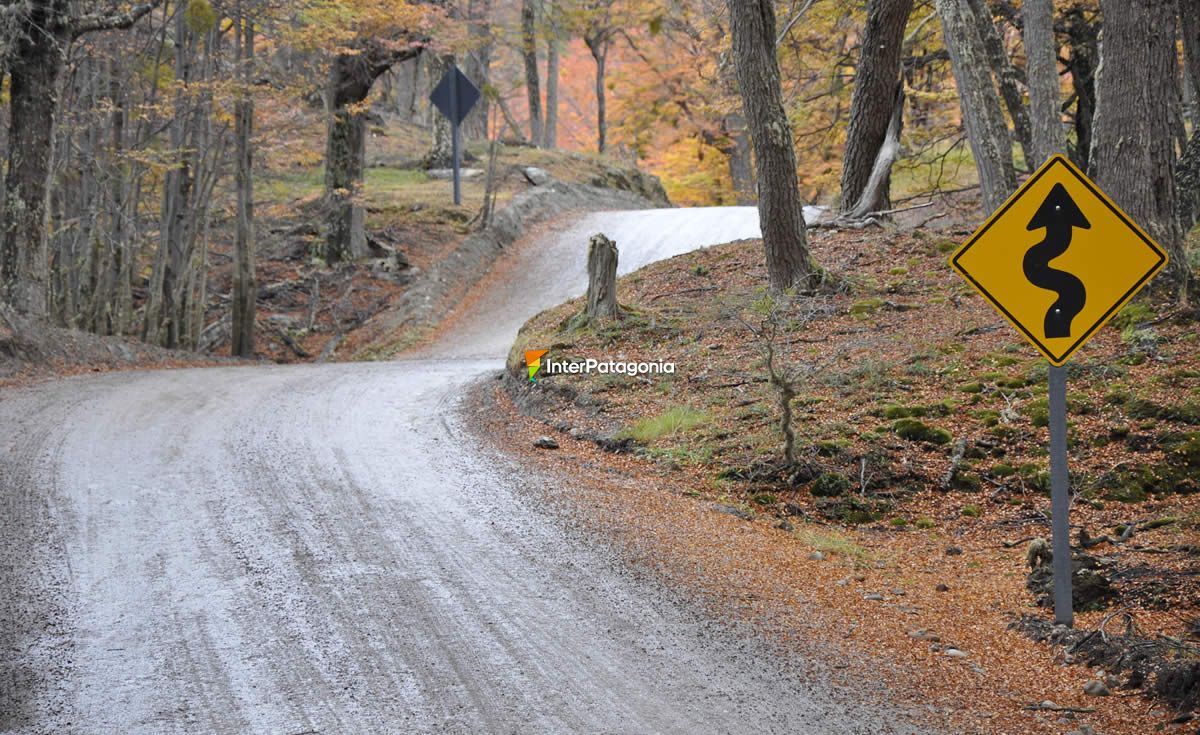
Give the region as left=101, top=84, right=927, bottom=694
left=1, top=207, right=917, bottom=734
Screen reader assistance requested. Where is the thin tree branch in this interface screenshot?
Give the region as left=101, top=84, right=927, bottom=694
left=71, top=0, right=162, bottom=39
left=776, top=0, right=818, bottom=47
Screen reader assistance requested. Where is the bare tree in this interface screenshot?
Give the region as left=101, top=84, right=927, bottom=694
left=727, top=0, right=816, bottom=292
left=521, top=0, right=543, bottom=146
left=840, top=0, right=913, bottom=214
left=581, top=1, right=615, bottom=154
left=544, top=6, right=562, bottom=149
left=933, top=0, right=1016, bottom=212
left=1178, top=0, right=1200, bottom=235
left=968, top=0, right=1032, bottom=168
left=232, top=0, right=257, bottom=357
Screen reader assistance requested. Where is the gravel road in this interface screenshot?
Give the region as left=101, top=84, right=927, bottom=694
left=1, top=207, right=915, bottom=734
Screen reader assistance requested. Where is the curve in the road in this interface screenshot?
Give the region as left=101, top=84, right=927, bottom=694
left=1, top=206, right=913, bottom=735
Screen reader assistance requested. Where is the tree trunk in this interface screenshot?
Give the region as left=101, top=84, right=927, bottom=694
left=725, top=110, right=754, bottom=204
left=934, top=0, right=1016, bottom=213
left=840, top=0, right=913, bottom=213
left=968, top=0, right=1033, bottom=169
left=545, top=31, right=560, bottom=148
left=232, top=3, right=256, bottom=357
left=521, top=0, right=543, bottom=146
left=585, top=233, right=620, bottom=321
left=1, top=18, right=67, bottom=317
left=586, top=40, right=609, bottom=154
left=324, top=42, right=423, bottom=263
left=1023, top=0, right=1062, bottom=163
left=1178, top=0, right=1200, bottom=234
left=1092, top=0, right=1191, bottom=303
left=463, top=0, right=492, bottom=141
left=1061, top=6, right=1098, bottom=170
left=1182, top=0, right=1200, bottom=127
left=846, top=84, right=905, bottom=218
left=727, top=0, right=816, bottom=292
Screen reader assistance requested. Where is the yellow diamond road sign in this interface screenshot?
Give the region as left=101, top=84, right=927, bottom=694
left=950, top=154, right=1168, bottom=366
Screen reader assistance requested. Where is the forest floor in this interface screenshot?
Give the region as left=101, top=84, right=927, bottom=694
left=495, top=225, right=1200, bottom=735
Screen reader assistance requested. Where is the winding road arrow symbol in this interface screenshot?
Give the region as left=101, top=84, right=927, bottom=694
left=1023, top=182, right=1091, bottom=339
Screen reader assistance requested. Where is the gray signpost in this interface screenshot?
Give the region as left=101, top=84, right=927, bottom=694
left=1047, top=364, right=1072, bottom=625
left=949, top=154, right=1169, bottom=628
left=429, top=65, right=481, bottom=206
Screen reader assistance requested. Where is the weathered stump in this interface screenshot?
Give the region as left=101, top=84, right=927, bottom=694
left=585, top=233, right=620, bottom=322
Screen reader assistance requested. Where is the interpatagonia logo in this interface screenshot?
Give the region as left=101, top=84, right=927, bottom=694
left=524, top=350, right=549, bottom=382
left=524, top=348, right=675, bottom=382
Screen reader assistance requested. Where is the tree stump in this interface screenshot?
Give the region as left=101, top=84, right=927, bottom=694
left=586, top=234, right=620, bottom=322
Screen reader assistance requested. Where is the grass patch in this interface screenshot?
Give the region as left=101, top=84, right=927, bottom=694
left=792, top=526, right=871, bottom=560
left=619, top=406, right=710, bottom=443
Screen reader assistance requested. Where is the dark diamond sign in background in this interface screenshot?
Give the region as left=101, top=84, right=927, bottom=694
left=429, top=66, right=481, bottom=205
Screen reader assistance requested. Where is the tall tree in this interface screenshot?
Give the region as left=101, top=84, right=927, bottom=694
left=727, top=0, right=815, bottom=292
left=1183, top=0, right=1200, bottom=128
left=1023, top=0, right=1062, bottom=163
left=544, top=7, right=562, bottom=149
left=581, top=1, right=616, bottom=154
left=1092, top=0, right=1192, bottom=303
left=1178, top=0, right=1200, bottom=235
left=933, top=0, right=1016, bottom=212
left=1060, top=4, right=1098, bottom=169
left=840, top=0, right=913, bottom=214
left=521, top=0, right=544, bottom=146
left=462, top=0, right=493, bottom=141
left=968, top=0, right=1032, bottom=168
left=232, top=0, right=257, bottom=356
left=324, top=39, right=426, bottom=263
left=0, top=0, right=160, bottom=317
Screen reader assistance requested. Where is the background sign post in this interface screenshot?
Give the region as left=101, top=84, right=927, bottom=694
left=429, top=65, right=481, bottom=207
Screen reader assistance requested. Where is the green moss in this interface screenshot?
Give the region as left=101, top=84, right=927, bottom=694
left=950, top=472, right=982, bottom=492
left=958, top=382, right=984, bottom=394
left=814, top=439, right=850, bottom=457
left=1023, top=397, right=1050, bottom=428
left=850, top=298, right=885, bottom=317
left=915, top=517, right=936, bottom=529
left=890, top=517, right=909, bottom=528
left=989, top=425, right=1019, bottom=441
left=1104, top=389, right=1131, bottom=406
left=971, top=409, right=1001, bottom=427
left=934, top=238, right=959, bottom=254
left=1111, top=302, right=1156, bottom=331
left=1162, top=431, right=1200, bottom=469
left=990, top=463, right=1016, bottom=478
left=893, top=418, right=952, bottom=445
left=884, top=404, right=922, bottom=419
left=751, top=492, right=778, bottom=505
left=811, top=473, right=851, bottom=497
left=1127, top=398, right=1200, bottom=425
left=961, top=504, right=981, bottom=517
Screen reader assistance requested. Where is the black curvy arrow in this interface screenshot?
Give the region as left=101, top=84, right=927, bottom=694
left=1022, top=183, right=1090, bottom=339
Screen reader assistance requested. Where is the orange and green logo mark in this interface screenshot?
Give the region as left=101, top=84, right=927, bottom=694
left=524, top=349, right=549, bottom=382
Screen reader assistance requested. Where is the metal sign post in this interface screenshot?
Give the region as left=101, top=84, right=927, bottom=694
left=948, top=154, right=1169, bottom=628
left=429, top=65, right=481, bottom=207
left=1047, top=364, right=1072, bottom=626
